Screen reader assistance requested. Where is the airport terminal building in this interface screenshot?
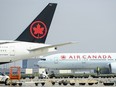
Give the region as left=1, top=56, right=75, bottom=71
left=22, top=59, right=39, bottom=69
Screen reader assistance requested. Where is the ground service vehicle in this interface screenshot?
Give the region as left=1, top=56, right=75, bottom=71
left=0, top=72, right=9, bottom=85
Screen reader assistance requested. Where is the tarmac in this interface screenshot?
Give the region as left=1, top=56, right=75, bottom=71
left=0, top=83, right=115, bottom=87
left=0, top=77, right=116, bottom=87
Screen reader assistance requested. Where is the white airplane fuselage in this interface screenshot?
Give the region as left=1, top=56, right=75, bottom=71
left=37, top=53, right=116, bottom=73
left=0, top=41, right=56, bottom=64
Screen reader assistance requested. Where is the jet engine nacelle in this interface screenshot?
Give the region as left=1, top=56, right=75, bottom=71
left=109, top=62, right=116, bottom=73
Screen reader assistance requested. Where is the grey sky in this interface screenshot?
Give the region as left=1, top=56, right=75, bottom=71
left=0, top=0, right=116, bottom=53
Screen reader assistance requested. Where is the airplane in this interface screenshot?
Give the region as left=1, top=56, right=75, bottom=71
left=37, top=53, right=116, bottom=73
left=0, top=3, right=74, bottom=64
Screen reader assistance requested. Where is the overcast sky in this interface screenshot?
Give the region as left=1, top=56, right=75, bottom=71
left=0, top=0, right=116, bottom=54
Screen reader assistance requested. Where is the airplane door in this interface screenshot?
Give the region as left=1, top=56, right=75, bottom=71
left=54, top=57, right=58, bottom=64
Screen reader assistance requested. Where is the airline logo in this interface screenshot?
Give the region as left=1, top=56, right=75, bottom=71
left=30, top=21, right=47, bottom=39
left=61, top=55, right=66, bottom=60
left=60, top=54, right=112, bottom=60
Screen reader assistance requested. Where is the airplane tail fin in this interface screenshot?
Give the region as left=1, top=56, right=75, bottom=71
left=16, top=3, right=57, bottom=43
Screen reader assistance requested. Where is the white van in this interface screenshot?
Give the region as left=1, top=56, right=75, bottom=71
left=0, top=72, right=9, bottom=85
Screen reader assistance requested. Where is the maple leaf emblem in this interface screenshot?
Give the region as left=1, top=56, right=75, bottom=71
left=30, top=21, right=47, bottom=39
left=33, top=24, right=44, bottom=35
left=61, top=55, right=66, bottom=60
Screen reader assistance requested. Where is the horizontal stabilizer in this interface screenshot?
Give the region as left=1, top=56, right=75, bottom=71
left=28, top=42, right=76, bottom=51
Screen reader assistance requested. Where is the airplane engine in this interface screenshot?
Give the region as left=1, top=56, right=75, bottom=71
left=109, top=62, right=116, bottom=73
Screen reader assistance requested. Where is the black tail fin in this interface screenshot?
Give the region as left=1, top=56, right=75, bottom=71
left=16, top=3, right=57, bottom=43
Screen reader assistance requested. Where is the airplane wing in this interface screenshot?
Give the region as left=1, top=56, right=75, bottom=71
left=28, top=42, right=76, bottom=51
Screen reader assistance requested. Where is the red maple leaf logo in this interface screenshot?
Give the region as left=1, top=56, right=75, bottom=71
left=33, top=24, right=44, bottom=35
left=30, top=21, right=47, bottom=39
left=61, top=55, right=66, bottom=60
